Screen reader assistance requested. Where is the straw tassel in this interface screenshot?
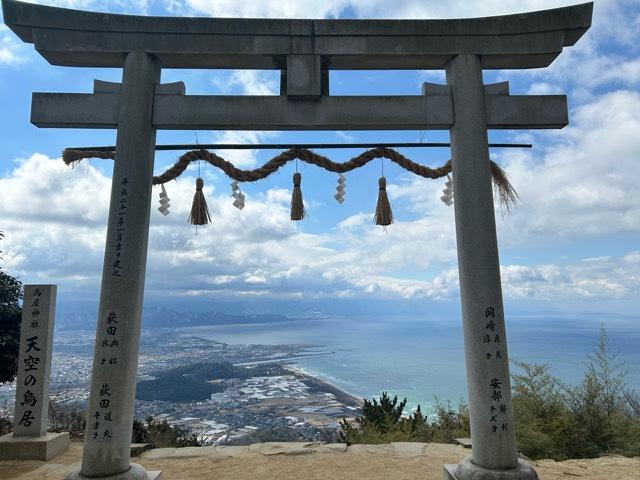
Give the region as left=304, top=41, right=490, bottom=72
left=374, top=176, right=394, bottom=226
left=189, top=177, right=212, bottom=225
left=290, top=172, right=306, bottom=221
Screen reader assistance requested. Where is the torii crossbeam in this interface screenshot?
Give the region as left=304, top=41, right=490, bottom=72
left=2, top=1, right=592, bottom=480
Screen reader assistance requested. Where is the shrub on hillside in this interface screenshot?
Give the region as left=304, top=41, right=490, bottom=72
left=339, top=392, right=470, bottom=445
left=513, top=327, right=640, bottom=460
left=132, top=417, right=201, bottom=448
left=49, top=401, right=86, bottom=440
left=0, top=231, right=23, bottom=385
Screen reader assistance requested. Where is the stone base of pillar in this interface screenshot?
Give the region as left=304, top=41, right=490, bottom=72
left=0, top=431, right=70, bottom=461
left=65, top=463, right=161, bottom=480
left=443, top=456, right=538, bottom=480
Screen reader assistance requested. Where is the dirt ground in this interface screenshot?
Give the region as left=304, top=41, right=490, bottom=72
left=1, top=441, right=639, bottom=480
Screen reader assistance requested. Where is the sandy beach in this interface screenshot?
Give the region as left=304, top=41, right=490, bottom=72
left=284, top=365, right=364, bottom=408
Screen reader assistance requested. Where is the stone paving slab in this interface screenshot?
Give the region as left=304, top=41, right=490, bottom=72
left=250, top=442, right=318, bottom=456
left=130, top=443, right=152, bottom=457
left=391, top=442, right=430, bottom=457
left=453, top=438, right=472, bottom=449
left=4, top=441, right=639, bottom=480
left=347, top=444, right=395, bottom=455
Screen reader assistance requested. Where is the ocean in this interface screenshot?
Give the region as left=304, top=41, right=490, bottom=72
left=183, top=313, right=640, bottom=413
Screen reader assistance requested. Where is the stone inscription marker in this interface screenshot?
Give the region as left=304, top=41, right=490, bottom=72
left=14, top=285, right=56, bottom=437
left=1, top=1, right=592, bottom=479
left=0, top=284, right=70, bottom=460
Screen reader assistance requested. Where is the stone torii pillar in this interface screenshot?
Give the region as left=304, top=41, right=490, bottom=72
left=65, top=52, right=162, bottom=480
left=443, top=55, right=534, bottom=480
left=1, top=2, right=593, bottom=480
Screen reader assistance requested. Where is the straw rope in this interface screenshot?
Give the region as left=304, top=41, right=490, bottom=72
left=62, top=147, right=518, bottom=209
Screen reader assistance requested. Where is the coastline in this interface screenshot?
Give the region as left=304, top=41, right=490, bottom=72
left=283, top=365, right=364, bottom=408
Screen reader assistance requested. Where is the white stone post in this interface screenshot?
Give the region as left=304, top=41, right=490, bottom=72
left=443, top=54, right=537, bottom=480
left=66, top=52, right=161, bottom=480
left=0, top=284, right=70, bottom=460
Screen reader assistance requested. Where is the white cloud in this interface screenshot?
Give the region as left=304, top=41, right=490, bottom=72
left=501, top=251, right=640, bottom=300
left=403, top=252, right=640, bottom=302
left=164, top=0, right=347, bottom=18
left=206, top=70, right=281, bottom=167
left=212, top=70, right=278, bottom=96
left=497, top=90, right=640, bottom=243
left=2, top=0, right=638, bottom=310
left=390, top=90, right=640, bottom=246
left=0, top=26, right=29, bottom=65
left=207, top=131, right=279, bottom=168
left=526, top=82, right=564, bottom=95
left=0, top=153, right=637, bottom=306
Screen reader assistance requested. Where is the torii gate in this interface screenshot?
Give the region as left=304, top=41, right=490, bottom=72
left=2, top=1, right=592, bottom=479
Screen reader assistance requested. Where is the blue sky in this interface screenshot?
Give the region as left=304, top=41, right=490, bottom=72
left=0, top=0, right=639, bottom=317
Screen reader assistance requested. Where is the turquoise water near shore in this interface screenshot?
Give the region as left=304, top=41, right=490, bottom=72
left=184, top=313, right=640, bottom=412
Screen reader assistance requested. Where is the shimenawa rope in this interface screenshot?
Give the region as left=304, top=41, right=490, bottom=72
left=62, top=147, right=518, bottom=220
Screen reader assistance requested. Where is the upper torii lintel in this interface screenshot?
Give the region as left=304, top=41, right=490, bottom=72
left=2, top=0, right=592, bottom=70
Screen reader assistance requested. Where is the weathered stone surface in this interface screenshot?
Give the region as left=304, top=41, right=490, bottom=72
left=256, top=442, right=317, bottom=456
left=32, top=90, right=568, bottom=131
left=65, top=52, right=161, bottom=480
left=0, top=432, right=69, bottom=461
left=212, top=446, right=250, bottom=458
left=13, top=285, right=56, bottom=438
left=140, top=447, right=209, bottom=460
left=139, top=448, right=176, bottom=460
left=286, top=55, right=322, bottom=97
left=446, top=54, right=519, bottom=471
left=153, top=447, right=210, bottom=459
left=140, top=445, right=250, bottom=460
left=454, top=438, right=472, bottom=449
left=348, top=444, right=394, bottom=456
left=391, top=442, right=430, bottom=457
left=2, top=441, right=638, bottom=480
left=66, top=463, right=161, bottom=480
left=130, top=443, right=152, bottom=457
left=444, top=456, right=538, bottom=480
left=2, top=0, right=592, bottom=69
left=318, top=443, right=348, bottom=453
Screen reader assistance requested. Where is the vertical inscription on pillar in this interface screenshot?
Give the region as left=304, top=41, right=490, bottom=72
left=90, top=309, right=122, bottom=441
left=13, top=285, right=57, bottom=437
left=483, top=307, right=502, bottom=361
left=483, top=306, right=508, bottom=434
left=489, top=377, right=508, bottom=433
left=112, top=177, right=129, bottom=277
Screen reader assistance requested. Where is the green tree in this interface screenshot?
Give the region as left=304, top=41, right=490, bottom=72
left=0, top=231, right=23, bottom=385
left=560, top=326, right=630, bottom=456
left=511, top=361, right=570, bottom=459
left=430, top=397, right=470, bottom=443
left=339, top=392, right=470, bottom=445
left=132, top=417, right=201, bottom=448
left=512, top=327, right=640, bottom=460
left=340, top=392, right=411, bottom=444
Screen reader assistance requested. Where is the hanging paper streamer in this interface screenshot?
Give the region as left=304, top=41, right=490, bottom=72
left=158, top=184, right=170, bottom=216
left=334, top=173, right=346, bottom=204
left=440, top=174, right=454, bottom=206
left=374, top=176, right=394, bottom=226
left=189, top=177, right=212, bottom=225
left=230, top=180, right=245, bottom=210
left=290, top=172, right=306, bottom=221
